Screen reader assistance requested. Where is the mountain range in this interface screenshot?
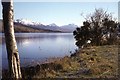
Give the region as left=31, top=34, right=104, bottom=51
left=0, top=19, right=78, bottom=33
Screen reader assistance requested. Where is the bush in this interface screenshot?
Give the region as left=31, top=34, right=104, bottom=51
left=73, top=8, right=119, bottom=48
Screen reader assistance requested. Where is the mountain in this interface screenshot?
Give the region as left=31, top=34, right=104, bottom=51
left=0, top=19, right=61, bottom=33
left=15, top=19, right=42, bottom=26
left=0, top=19, right=78, bottom=33
left=15, top=19, right=78, bottom=32
left=0, top=20, right=2, bottom=32
left=48, top=23, right=58, bottom=27
left=60, top=24, right=78, bottom=32
left=15, top=19, right=62, bottom=32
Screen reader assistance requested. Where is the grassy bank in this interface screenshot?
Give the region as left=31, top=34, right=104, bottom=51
left=2, top=45, right=118, bottom=79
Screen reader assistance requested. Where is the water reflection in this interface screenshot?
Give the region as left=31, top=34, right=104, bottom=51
left=1, top=33, right=77, bottom=69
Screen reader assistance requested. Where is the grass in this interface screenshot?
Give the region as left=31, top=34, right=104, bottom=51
left=2, top=45, right=119, bottom=79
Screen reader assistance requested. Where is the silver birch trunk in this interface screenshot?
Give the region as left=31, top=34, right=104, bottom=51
left=2, top=0, right=22, bottom=79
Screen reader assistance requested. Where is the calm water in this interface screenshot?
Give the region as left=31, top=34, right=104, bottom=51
left=0, top=33, right=77, bottom=69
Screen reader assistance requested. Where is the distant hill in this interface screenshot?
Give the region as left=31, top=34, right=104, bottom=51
left=0, top=19, right=78, bottom=33
left=0, top=20, right=2, bottom=32
left=0, top=20, right=61, bottom=33
left=14, top=22, right=62, bottom=33
left=60, top=24, right=78, bottom=32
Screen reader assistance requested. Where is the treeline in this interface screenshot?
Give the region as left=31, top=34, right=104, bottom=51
left=73, top=8, right=120, bottom=48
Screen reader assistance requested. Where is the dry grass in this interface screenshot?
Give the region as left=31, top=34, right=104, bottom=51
left=76, top=45, right=118, bottom=78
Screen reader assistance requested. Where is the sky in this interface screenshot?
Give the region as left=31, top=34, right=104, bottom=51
left=0, top=2, right=119, bottom=26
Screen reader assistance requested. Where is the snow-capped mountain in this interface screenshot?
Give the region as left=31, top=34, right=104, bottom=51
left=48, top=23, right=58, bottom=27
left=15, top=19, right=78, bottom=32
left=15, top=19, right=42, bottom=26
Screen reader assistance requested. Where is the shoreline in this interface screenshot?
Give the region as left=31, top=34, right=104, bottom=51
left=2, top=45, right=118, bottom=79
left=2, top=57, right=63, bottom=70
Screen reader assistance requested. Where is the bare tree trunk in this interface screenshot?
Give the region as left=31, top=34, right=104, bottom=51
left=2, top=0, right=22, bottom=79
